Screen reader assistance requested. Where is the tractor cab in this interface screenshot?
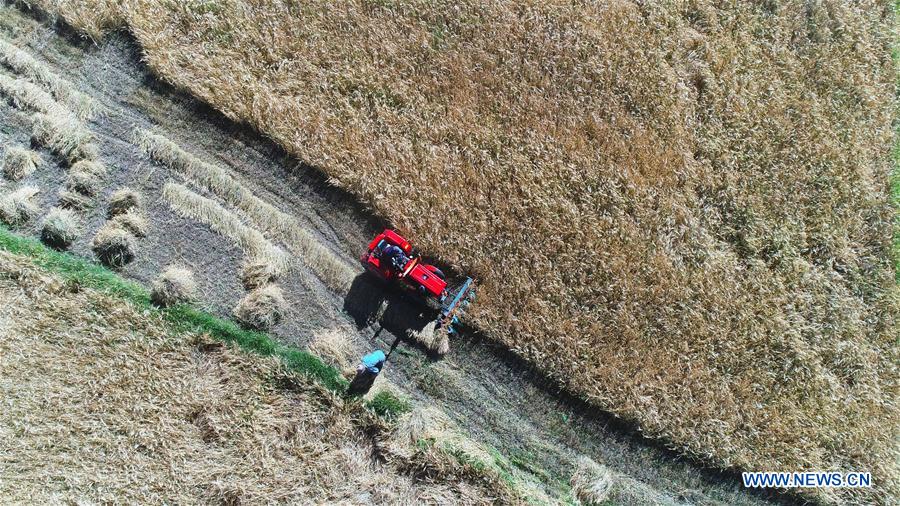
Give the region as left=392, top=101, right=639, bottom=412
left=362, top=229, right=448, bottom=302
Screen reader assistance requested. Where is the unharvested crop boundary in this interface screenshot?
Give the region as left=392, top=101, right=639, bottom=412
left=447, top=320, right=797, bottom=505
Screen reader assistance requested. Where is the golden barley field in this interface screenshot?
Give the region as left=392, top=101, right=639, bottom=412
left=22, top=1, right=899, bottom=503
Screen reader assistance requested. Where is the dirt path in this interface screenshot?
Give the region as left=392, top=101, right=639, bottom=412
left=0, top=6, right=793, bottom=505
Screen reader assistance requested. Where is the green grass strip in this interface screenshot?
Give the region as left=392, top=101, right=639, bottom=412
left=368, top=389, right=412, bottom=420
left=0, top=225, right=150, bottom=303
left=0, top=224, right=348, bottom=394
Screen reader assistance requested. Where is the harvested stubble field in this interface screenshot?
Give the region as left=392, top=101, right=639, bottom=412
left=0, top=248, right=512, bottom=504
left=22, top=0, right=900, bottom=503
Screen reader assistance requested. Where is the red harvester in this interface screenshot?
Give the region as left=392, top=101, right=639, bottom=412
left=361, top=229, right=475, bottom=336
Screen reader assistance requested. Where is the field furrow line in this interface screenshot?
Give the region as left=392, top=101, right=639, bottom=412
left=0, top=37, right=94, bottom=119
left=161, top=181, right=290, bottom=274
left=138, top=129, right=355, bottom=293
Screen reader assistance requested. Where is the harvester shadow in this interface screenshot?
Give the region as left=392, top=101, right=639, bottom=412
left=343, top=274, right=386, bottom=329
left=343, top=273, right=441, bottom=357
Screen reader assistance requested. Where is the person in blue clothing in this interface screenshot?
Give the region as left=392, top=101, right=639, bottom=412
left=360, top=349, right=386, bottom=374
left=347, top=349, right=386, bottom=396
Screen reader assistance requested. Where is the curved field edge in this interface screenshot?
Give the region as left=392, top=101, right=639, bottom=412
left=16, top=2, right=900, bottom=504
